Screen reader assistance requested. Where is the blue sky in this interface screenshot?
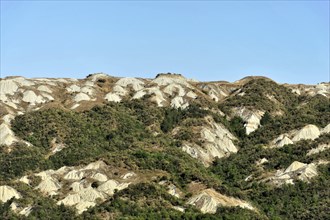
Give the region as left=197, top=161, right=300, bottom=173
left=1, top=1, right=329, bottom=84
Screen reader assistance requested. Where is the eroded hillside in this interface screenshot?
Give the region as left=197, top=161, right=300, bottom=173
left=0, top=73, right=329, bottom=219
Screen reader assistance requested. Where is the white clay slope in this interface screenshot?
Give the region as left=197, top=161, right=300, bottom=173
left=187, top=189, right=254, bottom=214
left=0, top=186, right=21, bottom=202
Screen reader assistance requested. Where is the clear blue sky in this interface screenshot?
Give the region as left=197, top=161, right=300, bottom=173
left=1, top=1, right=329, bottom=84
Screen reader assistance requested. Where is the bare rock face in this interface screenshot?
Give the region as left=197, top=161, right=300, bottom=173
left=187, top=188, right=254, bottom=214
left=0, top=185, right=21, bottom=202
left=233, top=107, right=265, bottom=135
left=271, top=124, right=321, bottom=148
left=267, top=161, right=318, bottom=186
left=181, top=118, right=237, bottom=166
left=292, top=125, right=320, bottom=142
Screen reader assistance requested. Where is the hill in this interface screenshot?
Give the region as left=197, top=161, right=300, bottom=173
left=0, top=73, right=329, bottom=219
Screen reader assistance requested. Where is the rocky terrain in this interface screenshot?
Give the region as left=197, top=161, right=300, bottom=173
left=0, top=73, right=329, bottom=219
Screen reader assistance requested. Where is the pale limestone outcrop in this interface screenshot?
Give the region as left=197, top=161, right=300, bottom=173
left=91, top=173, right=108, bottom=182
left=105, top=93, right=121, bottom=102
left=133, top=87, right=166, bottom=107
left=0, top=79, right=18, bottom=98
left=321, top=124, right=330, bottom=134
left=116, top=77, right=144, bottom=91
left=187, top=189, right=254, bottom=214
left=64, top=170, right=85, bottom=180
left=67, top=84, right=81, bottom=93
left=233, top=107, right=264, bottom=135
left=22, top=90, right=45, bottom=105
left=163, top=84, right=186, bottom=97
left=271, top=124, right=322, bottom=148
left=121, top=172, right=136, bottom=180
left=0, top=123, right=17, bottom=146
left=181, top=119, right=237, bottom=166
left=171, top=96, right=189, bottom=109
left=81, top=161, right=108, bottom=170
left=37, top=85, right=52, bottom=93
left=73, top=93, right=91, bottom=102
left=76, top=201, right=96, bottom=214
left=19, top=176, right=31, bottom=185
left=97, top=180, right=129, bottom=195
left=77, top=187, right=105, bottom=202
left=19, top=206, right=33, bottom=216
left=58, top=194, right=81, bottom=206
left=112, top=85, right=127, bottom=96
left=268, top=161, right=318, bottom=186
left=0, top=186, right=21, bottom=202
left=292, top=125, right=320, bottom=142
left=36, top=177, right=61, bottom=195
left=186, top=91, right=197, bottom=99
left=271, top=135, right=293, bottom=148
left=152, top=74, right=189, bottom=86
left=307, top=143, right=330, bottom=156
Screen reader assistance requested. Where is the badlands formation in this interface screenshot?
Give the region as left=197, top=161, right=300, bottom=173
left=0, top=73, right=329, bottom=218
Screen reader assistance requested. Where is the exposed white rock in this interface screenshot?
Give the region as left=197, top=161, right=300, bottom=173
left=22, top=90, right=45, bottom=104
left=133, top=87, right=166, bottom=107
left=321, top=124, right=330, bottom=134
left=307, top=143, right=330, bottom=156
left=173, top=206, right=185, bottom=212
left=71, top=182, right=85, bottom=193
left=182, top=119, right=237, bottom=166
left=13, top=77, right=35, bottom=86
left=71, top=103, right=80, bottom=109
left=186, top=91, right=198, bottom=99
left=153, top=75, right=189, bottom=86
left=112, top=85, right=127, bottom=96
left=132, top=90, right=146, bottom=99
left=292, top=125, right=320, bottom=142
left=81, top=86, right=94, bottom=95
left=82, top=161, right=108, bottom=170
left=256, top=158, right=268, bottom=166
left=19, top=176, right=31, bottom=185
left=121, top=172, right=136, bottom=180
left=40, top=92, right=54, bottom=101
left=187, top=189, right=254, bottom=214
left=57, top=194, right=81, bottom=206
left=98, top=180, right=129, bottom=195
left=36, top=177, right=61, bottom=195
left=163, top=84, right=186, bottom=97
left=97, top=180, right=119, bottom=195
left=74, top=93, right=91, bottom=102
left=0, top=79, right=18, bottom=98
left=171, top=96, right=188, bottom=109
left=233, top=107, right=264, bottom=135
left=87, top=73, right=109, bottom=82
left=275, top=136, right=293, bottom=148
left=19, top=206, right=33, bottom=216
left=105, top=93, right=121, bottom=102
left=78, top=187, right=105, bottom=202
left=0, top=186, right=21, bottom=202
left=91, top=173, right=108, bottom=182
left=76, top=201, right=96, bottom=214
left=167, top=184, right=181, bottom=198
left=37, top=85, right=52, bottom=93
left=269, top=161, right=318, bottom=186
left=67, top=84, right=81, bottom=93
left=64, top=170, right=85, bottom=180
left=0, top=123, right=17, bottom=146
left=2, top=114, right=14, bottom=124
left=284, top=161, right=306, bottom=173
left=116, top=77, right=144, bottom=91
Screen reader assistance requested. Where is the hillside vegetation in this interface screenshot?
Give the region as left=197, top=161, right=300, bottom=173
left=0, top=75, right=329, bottom=219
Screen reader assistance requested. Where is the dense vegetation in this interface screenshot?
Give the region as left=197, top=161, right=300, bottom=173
left=1, top=79, right=329, bottom=219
